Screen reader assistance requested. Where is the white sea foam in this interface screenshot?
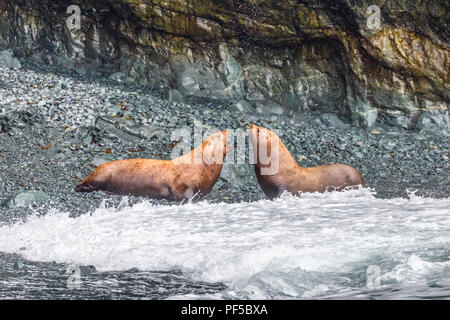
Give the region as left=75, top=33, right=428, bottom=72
left=0, top=188, right=449, bottom=299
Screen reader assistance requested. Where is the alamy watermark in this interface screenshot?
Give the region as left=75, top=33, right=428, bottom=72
left=366, top=5, right=381, bottom=31
left=66, top=5, right=81, bottom=31
left=169, top=121, right=280, bottom=175
left=66, top=265, right=82, bottom=289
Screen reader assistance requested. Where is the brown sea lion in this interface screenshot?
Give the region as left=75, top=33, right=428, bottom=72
left=75, top=130, right=230, bottom=201
left=249, top=125, right=365, bottom=199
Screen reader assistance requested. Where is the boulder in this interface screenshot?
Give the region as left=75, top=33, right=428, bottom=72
left=6, top=191, right=50, bottom=208
left=0, top=49, right=21, bottom=69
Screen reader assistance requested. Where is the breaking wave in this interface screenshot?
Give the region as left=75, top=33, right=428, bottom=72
left=0, top=188, right=449, bottom=299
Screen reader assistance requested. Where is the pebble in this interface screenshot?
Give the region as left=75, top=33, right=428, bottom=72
left=13, top=260, right=24, bottom=270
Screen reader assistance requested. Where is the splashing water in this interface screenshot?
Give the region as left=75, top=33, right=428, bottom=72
left=0, top=188, right=449, bottom=299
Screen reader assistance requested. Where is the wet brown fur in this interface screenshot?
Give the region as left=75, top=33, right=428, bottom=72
left=75, top=131, right=230, bottom=201
left=249, top=125, right=365, bottom=199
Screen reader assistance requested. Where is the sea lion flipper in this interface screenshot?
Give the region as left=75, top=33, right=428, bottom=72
left=74, top=180, right=97, bottom=193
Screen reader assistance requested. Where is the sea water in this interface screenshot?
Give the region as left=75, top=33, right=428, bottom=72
left=0, top=188, right=449, bottom=299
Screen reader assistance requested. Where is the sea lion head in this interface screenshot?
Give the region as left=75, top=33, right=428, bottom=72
left=200, top=130, right=232, bottom=165
left=248, top=125, right=281, bottom=175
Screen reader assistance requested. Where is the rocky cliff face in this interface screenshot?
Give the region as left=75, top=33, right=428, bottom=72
left=0, top=0, right=448, bottom=133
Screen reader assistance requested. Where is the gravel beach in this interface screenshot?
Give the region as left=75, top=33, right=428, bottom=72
left=1, top=60, right=449, bottom=221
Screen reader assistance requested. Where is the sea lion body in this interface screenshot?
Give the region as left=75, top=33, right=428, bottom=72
left=75, top=130, right=230, bottom=201
left=249, top=125, right=365, bottom=199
